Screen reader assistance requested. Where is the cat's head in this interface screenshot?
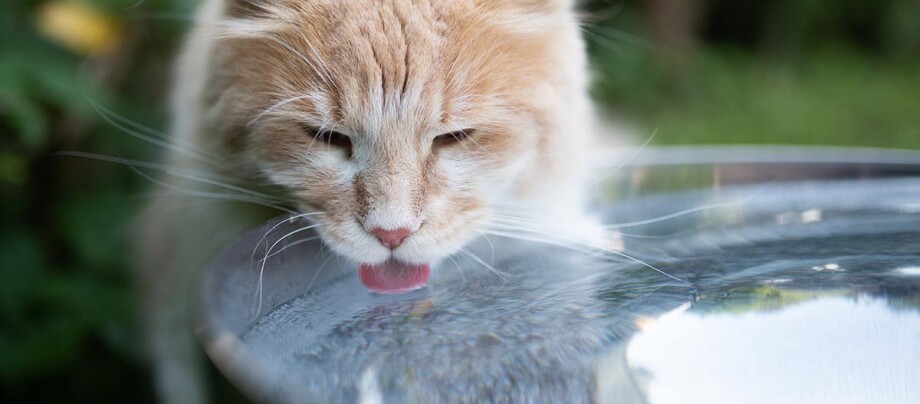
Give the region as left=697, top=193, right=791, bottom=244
left=199, top=0, right=590, bottom=287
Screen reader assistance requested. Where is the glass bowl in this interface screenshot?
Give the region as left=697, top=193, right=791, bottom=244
left=198, top=146, right=920, bottom=403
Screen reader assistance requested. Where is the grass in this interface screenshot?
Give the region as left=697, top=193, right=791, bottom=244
left=592, top=48, right=920, bottom=149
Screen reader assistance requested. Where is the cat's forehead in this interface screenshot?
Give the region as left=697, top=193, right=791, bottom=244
left=229, top=0, right=565, bottom=133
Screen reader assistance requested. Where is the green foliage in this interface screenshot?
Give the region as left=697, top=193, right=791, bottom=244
left=0, top=44, right=98, bottom=150
left=692, top=286, right=850, bottom=315
left=592, top=47, right=920, bottom=148
left=0, top=0, right=185, bottom=400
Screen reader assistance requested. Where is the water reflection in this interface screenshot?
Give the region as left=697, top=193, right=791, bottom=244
left=619, top=296, right=920, bottom=404
left=201, top=178, right=920, bottom=403
left=236, top=225, right=920, bottom=402
left=895, top=267, right=920, bottom=277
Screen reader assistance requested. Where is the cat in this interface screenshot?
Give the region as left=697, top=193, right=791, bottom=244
left=136, top=0, right=601, bottom=402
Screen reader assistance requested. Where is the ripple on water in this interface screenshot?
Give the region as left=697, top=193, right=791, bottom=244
left=233, top=179, right=920, bottom=403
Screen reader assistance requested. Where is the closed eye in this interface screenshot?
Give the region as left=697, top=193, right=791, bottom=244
left=304, top=126, right=352, bottom=153
left=433, top=129, right=476, bottom=148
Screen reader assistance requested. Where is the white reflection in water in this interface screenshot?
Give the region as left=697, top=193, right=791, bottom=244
left=776, top=209, right=823, bottom=225
left=761, top=278, right=792, bottom=284
left=625, top=296, right=920, bottom=404
left=812, top=263, right=844, bottom=272
left=895, top=266, right=920, bottom=276
left=900, top=203, right=920, bottom=213
left=802, top=209, right=822, bottom=223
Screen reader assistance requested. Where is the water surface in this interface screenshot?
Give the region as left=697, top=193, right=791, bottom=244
left=210, top=178, right=920, bottom=403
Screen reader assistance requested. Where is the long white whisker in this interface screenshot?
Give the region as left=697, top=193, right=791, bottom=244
left=459, top=248, right=510, bottom=282
left=448, top=254, right=466, bottom=283
left=250, top=212, right=326, bottom=265
left=166, top=169, right=284, bottom=202
left=587, top=25, right=653, bottom=49
left=252, top=224, right=321, bottom=317
left=485, top=217, right=674, bottom=240
left=480, top=228, right=601, bottom=256
left=581, top=29, right=627, bottom=55
left=56, top=151, right=237, bottom=183
left=248, top=94, right=316, bottom=126
left=86, top=98, right=227, bottom=169
left=296, top=30, right=339, bottom=91
left=120, top=157, right=297, bottom=213
left=602, top=199, right=747, bottom=230
left=271, top=36, right=335, bottom=89
left=482, top=224, right=686, bottom=283
left=477, top=231, right=497, bottom=263
left=55, top=151, right=293, bottom=207
left=258, top=235, right=321, bottom=262
left=590, top=128, right=657, bottom=186
left=86, top=99, right=216, bottom=158
left=305, top=254, right=336, bottom=293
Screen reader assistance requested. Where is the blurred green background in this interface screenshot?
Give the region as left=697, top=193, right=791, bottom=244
left=1, top=0, right=918, bottom=401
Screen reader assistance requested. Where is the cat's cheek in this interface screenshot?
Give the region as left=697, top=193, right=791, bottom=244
left=392, top=206, right=487, bottom=265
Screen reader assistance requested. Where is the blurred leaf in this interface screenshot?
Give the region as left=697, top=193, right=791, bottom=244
left=0, top=91, right=47, bottom=150
left=0, top=315, right=87, bottom=378
left=882, top=0, right=920, bottom=56
left=36, top=275, right=132, bottom=328
left=55, top=188, right=134, bottom=270
left=0, top=151, right=28, bottom=185
left=0, top=228, right=45, bottom=323
left=0, top=44, right=102, bottom=151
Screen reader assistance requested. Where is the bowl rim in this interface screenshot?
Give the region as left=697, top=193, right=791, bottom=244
left=197, top=144, right=920, bottom=400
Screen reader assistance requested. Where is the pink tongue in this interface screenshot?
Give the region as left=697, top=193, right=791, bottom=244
left=359, top=261, right=431, bottom=294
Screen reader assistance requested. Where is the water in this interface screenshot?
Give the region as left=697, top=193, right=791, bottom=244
left=204, top=177, right=920, bottom=403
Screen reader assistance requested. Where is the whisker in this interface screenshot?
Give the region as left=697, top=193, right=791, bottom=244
left=601, top=199, right=747, bottom=230
left=295, top=30, right=339, bottom=92
left=257, top=235, right=321, bottom=262
left=590, top=128, right=657, bottom=186
left=272, top=36, right=336, bottom=90
left=86, top=98, right=212, bottom=156
left=252, top=224, right=321, bottom=317
left=486, top=217, right=674, bottom=240
left=86, top=98, right=227, bottom=169
left=480, top=228, right=601, bottom=257
left=55, top=151, right=235, bottom=182
left=122, top=157, right=297, bottom=213
left=581, top=28, right=627, bottom=55
left=249, top=94, right=318, bottom=127
left=584, top=25, right=653, bottom=49
left=56, top=151, right=295, bottom=212
left=482, top=224, right=686, bottom=283
left=305, top=254, right=336, bottom=293
left=250, top=212, right=326, bottom=266
left=477, top=231, right=497, bottom=263
left=459, top=248, right=511, bottom=283
left=448, top=254, right=466, bottom=283
left=490, top=192, right=755, bottom=234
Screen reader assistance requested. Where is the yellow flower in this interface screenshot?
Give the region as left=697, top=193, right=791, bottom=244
left=36, top=1, right=120, bottom=56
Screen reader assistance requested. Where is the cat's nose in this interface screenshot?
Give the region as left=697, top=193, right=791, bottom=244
left=370, top=227, right=413, bottom=250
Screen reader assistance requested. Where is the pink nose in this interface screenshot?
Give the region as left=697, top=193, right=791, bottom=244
left=370, top=227, right=413, bottom=249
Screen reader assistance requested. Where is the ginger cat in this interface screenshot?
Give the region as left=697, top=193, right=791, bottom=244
left=138, top=0, right=599, bottom=401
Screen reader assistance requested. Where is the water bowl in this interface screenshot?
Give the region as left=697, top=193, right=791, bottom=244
left=199, top=146, right=920, bottom=403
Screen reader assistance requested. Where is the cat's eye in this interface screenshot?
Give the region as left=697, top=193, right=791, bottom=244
left=305, top=126, right=352, bottom=152
left=433, top=129, right=476, bottom=148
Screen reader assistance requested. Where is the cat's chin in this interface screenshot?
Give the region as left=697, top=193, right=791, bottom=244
left=358, top=260, right=431, bottom=295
